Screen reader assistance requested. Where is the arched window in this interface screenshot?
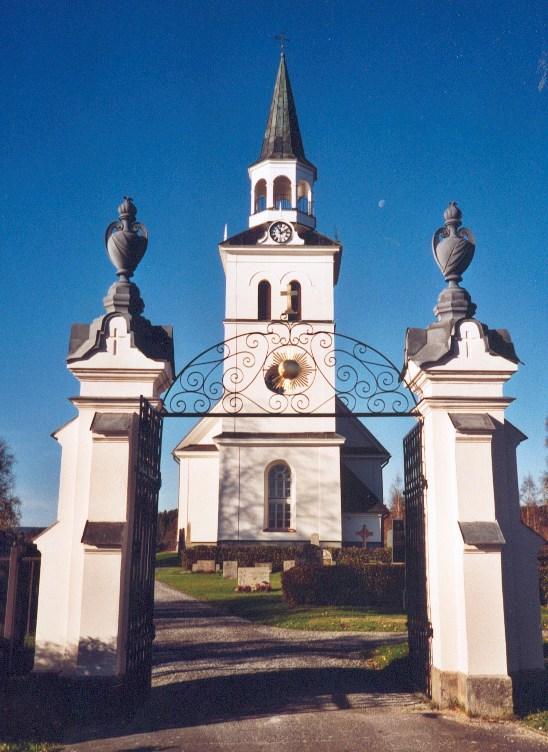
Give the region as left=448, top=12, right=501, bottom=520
left=287, top=280, right=301, bottom=321
left=257, top=280, right=271, bottom=321
left=254, top=179, right=267, bottom=212
left=267, top=463, right=292, bottom=530
left=273, top=176, right=291, bottom=209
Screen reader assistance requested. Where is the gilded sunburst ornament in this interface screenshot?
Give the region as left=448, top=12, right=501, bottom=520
left=265, top=350, right=313, bottom=393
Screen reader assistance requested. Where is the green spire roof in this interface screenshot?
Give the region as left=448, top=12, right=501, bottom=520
left=258, top=53, right=311, bottom=164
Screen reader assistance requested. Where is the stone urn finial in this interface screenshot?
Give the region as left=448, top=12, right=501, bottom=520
left=432, top=202, right=475, bottom=287
left=105, top=197, right=148, bottom=281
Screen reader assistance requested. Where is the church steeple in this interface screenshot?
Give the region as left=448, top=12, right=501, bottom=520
left=259, top=53, right=308, bottom=164
left=248, top=54, right=317, bottom=230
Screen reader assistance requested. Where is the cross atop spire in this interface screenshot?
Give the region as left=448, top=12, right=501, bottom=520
left=274, top=33, right=289, bottom=55
left=258, top=53, right=311, bottom=166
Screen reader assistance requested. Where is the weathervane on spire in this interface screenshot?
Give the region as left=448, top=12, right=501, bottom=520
left=274, top=33, right=289, bottom=54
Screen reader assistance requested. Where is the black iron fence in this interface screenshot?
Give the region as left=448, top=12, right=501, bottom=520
left=0, top=531, right=41, bottom=677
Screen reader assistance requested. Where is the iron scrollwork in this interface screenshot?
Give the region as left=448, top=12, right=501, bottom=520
left=163, top=321, right=417, bottom=417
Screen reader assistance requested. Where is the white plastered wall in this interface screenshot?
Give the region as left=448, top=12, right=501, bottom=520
left=216, top=442, right=343, bottom=545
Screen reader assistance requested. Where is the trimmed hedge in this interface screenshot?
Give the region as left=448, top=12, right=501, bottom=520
left=282, top=563, right=404, bottom=608
left=181, top=545, right=306, bottom=573
left=332, top=547, right=392, bottom=567
left=181, top=544, right=393, bottom=573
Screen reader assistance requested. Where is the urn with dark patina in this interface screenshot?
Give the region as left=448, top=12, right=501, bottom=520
left=432, top=202, right=475, bottom=285
left=105, top=197, right=148, bottom=280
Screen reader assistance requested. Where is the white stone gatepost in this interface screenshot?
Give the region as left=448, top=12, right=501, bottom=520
left=33, top=199, right=173, bottom=677
left=403, top=203, right=544, bottom=716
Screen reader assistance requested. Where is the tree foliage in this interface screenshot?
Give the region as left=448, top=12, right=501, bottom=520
left=0, top=438, right=22, bottom=530
left=156, top=508, right=178, bottom=551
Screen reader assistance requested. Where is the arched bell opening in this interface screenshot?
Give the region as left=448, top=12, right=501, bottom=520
left=273, top=176, right=292, bottom=210
left=297, top=180, right=312, bottom=215
left=254, top=179, right=267, bottom=213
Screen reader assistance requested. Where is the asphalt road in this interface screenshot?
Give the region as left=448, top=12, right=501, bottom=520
left=61, top=581, right=548, bottom=752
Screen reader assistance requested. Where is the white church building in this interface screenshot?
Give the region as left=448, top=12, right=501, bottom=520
left=173, top=54, right=390, bottom=548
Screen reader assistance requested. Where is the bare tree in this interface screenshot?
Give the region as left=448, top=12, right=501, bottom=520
left=0, top=438, right=22, bottom=530
left=389, top=473, right=405, bottom=519
left=519, top=473, right=541, bottom=507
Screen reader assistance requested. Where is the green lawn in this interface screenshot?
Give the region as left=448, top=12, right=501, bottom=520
left=155, top=567, right=407, bottom=632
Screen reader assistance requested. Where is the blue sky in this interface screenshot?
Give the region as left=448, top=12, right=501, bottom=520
left=1, top=0, right=546, bottom=525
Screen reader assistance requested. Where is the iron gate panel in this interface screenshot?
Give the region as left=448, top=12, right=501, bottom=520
left=125, top=396, right=163, bottom=696
left=403, top=421, right=432, bottom=695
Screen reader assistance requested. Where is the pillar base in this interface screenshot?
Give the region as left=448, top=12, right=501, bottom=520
left=432, top=667, right=514, bottom=717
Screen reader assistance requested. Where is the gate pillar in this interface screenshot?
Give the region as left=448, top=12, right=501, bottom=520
left=33, top=199, right=173, bottom=679
left=402, top=203, right=544, bottom=716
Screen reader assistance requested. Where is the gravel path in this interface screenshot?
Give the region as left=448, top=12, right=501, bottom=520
left=62, top=581, right=548, bottom=751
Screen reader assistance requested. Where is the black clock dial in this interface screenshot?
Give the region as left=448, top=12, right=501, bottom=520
left=269, top=222, right=292, bottom=243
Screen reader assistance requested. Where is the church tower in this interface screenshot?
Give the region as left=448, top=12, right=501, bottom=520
left=174, top=54, right=388, bottom=548
left=216, top=52, right=344, bottom=545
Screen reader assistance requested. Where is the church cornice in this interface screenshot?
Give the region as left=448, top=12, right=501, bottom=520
left=220, top=223, right=340, bottom=248
left=213, top=431, right=346, bottom=447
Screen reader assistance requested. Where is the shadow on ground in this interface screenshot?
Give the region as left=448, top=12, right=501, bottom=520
left=1, top=659, right=414, bottom=745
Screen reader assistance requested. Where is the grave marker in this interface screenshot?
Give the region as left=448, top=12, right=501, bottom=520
left=223, top=561, right=238, bottom=579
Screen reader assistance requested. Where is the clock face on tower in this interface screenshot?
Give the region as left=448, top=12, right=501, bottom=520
left=269, top=221, right=292, bottom=244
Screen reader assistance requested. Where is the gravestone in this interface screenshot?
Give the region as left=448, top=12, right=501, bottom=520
left=296, top=543, right=322, bottom=566
left=283, top=560, right=295, bottom=572
left=192, top=560, right=216, bottom=573
left=255, top=562, right=273, bottom=573
left=310, top=533, right=320, bottom=547
left=322, top=549, right=333, bottom=566
left=223, top=560, right=238, bottom=579
left=238, top=566, right=271, bottom=589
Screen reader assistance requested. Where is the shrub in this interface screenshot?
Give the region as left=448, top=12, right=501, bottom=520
left=282, top=563, right=404, bottom=608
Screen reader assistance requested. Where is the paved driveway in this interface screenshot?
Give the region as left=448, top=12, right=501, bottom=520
left=62, top=581, right=547, bottom=751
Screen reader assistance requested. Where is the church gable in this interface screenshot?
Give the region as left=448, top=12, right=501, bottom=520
left=336, top=402, right=390, bottom=460
left=172, top=414, right=221, bottom=456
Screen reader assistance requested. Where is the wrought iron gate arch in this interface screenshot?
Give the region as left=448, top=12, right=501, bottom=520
left=161, top=320, right=417, bottom=419
left=129, top=322, right=432, bottom=697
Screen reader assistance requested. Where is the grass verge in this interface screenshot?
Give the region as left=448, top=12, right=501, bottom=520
left=155, top=568, right=407, bottom=632
left=0, top=745, right=61, bottom=752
